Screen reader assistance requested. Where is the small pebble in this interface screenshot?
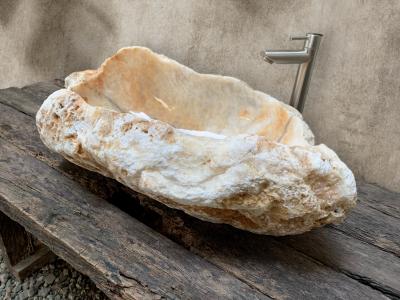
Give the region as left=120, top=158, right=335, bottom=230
left=19, top=290, right=29, bottom=300
left=45, top=273, right=56, bottom=285
left=12, top=283, right=21, bottom=293
left=0, top=273, right=9, bottom=284
left=5, top=286, right=11, bottom=298
left=39, top=287, right=51, bottom=297
left=28, top=288, right=36, bottom=297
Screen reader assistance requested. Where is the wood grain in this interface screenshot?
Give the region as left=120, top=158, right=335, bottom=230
left=333, top=204, right=400, bottom=257
left=357, top=181, right=400, bottom=219
left=281, top=227, right=400, bottom=297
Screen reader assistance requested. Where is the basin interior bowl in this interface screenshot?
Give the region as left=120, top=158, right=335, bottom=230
left=71, top=47, right=310, bottom=145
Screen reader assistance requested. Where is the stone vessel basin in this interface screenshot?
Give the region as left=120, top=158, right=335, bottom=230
left=36, top=47, right=357, bottom=235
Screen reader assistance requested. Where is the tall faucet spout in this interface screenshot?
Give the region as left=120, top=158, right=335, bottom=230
left=260, top=33, right=323, bottom=113
left=261, top=50, right=310, bottom=64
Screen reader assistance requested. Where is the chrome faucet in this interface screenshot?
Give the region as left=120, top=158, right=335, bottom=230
left=261, top=33, right=323, bottom=113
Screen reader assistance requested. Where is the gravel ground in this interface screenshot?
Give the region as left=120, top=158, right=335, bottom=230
left=0, top=252, right=108, bottom=300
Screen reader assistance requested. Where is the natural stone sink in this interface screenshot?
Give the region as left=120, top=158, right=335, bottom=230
left=36, top=47, right=357, bottom=235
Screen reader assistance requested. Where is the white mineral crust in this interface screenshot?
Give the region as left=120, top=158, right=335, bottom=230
left=36, top=47, right=357, bottom=235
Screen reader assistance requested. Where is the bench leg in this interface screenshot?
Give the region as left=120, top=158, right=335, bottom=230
left=0, top=211, right=56, bottom=280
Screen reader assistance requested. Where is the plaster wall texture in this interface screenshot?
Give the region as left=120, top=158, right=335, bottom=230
left=1, top=0, right=399, bottom=192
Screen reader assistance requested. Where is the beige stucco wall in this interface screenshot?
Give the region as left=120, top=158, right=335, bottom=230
left=1, top=0, right=399, bottom=192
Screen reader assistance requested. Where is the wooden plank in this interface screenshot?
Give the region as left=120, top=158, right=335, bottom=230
left=357, top=181, right=400, bottom=219
left=0, top=80, right=63, bottom=118
left=20, top=79, right=64, bottom=106
left=280, top=227, right=400, bottom=298
left=0, top=87, right=39, bottom=117
left=332, top=204, right=400, bottom=257
left=0, top=139, right=270, bottom=300
left=0, top=86, right=397, bottom=298
left=163, top=219, right=393, bottom=300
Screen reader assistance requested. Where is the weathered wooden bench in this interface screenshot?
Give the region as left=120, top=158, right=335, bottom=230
left=0, top=80, right=399, bottom=299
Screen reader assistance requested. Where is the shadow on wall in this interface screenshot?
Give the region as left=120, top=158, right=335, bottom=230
left=3, top=0, right=115, bottom=79
left=26, top=0, right=115, bottom=77
left=0, top=0, right=20, bottom=27
left=60, top=1, right=116, bottom=74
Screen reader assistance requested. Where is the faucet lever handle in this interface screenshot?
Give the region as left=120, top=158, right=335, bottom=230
left=290, top=35, right=309, bottom=41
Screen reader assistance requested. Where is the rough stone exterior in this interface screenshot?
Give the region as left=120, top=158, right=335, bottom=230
left=36, top=47, right=357, bottom=235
